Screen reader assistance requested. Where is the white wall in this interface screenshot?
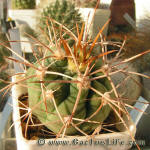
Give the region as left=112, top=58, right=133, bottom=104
left=135, top=0, right=150, bottom=20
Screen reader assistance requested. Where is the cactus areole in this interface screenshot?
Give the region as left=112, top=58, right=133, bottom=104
left=26, top=24, right=114, bottom=136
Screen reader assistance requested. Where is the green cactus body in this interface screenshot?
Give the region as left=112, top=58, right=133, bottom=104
left=81, top=80, right=111, bottom=133
left=43, top=81, right=88, bottom=135
left=94, top=72, right=112, bottom=91
left=26, top=41, right=113, bottom=135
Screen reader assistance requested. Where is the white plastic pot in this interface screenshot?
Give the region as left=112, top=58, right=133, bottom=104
left=12, top=75, right=136, bottom=150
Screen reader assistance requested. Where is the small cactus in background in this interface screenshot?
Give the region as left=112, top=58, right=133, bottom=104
left=39, top=0, right=82, bottom=46
left=12, top=0, right=36, bottom=9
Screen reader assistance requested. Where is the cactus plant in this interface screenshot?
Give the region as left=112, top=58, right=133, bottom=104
left=12, top=0, right=36, bottom=9
left=7, top=17, right=150, bottom=139
left=3, top=12, right=150, bottom=150
left=39, top=0, right=82, bottom=46
left=0, top=1, right=149, bottom=149
left=19, top=17, right=146, bottom=139
left=3, top=0, right=150, bottom=142
left=26, top=23, right=114, bottom=135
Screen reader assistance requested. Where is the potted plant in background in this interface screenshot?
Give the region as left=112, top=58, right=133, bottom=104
left=17, top=0, right=83, bottom=63
left=38, top=0, right=83, bottom=46
left=109, top=0, right=136, bottom=34
left=11, top=0, right=36, bottom=9
left=36, top=0, right=110, bottom=39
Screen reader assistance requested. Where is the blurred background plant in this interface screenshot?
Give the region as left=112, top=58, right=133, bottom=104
left=19, top=24, right=37, bottom=38
left=17, top=0, right=83, bottom=63
left=108, top=0, right=135, bottom=34
left=127, top=15, right=150, bottom=72
left=19, top=24, right=38, bottom=63
left=72, top=0, right=97, bottom=8
left=0, top=33, right=11, bottom=88
left=0, top=33, right=11, bottom=111
left=73, top=0, right=110, bottom=9
left=107, top=15, right=150, bottom=73
left=38, top=0, right=83, bottom=46
left=11, top=0, right=36, bottom=9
